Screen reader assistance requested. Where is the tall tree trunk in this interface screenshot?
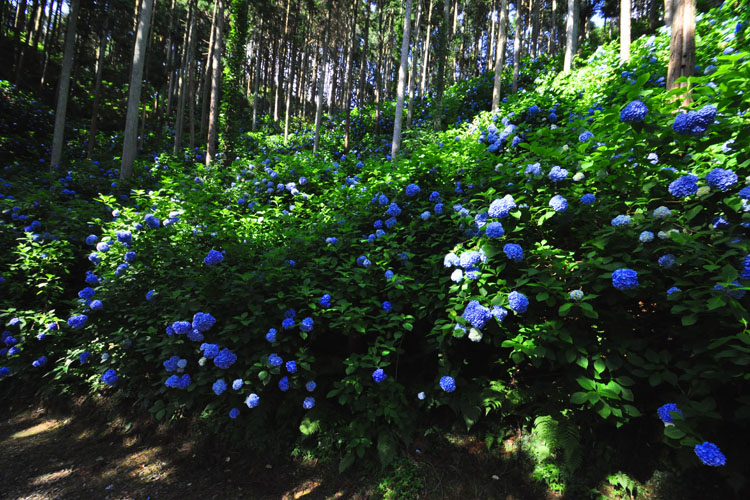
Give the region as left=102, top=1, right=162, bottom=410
left=432, top=0, right=450, bottom=130
left=531, top=0, right=540, bottom=58
left=374, top=5, right=386, bottom=134
left=391, top=0, right=412, bottom=158
left=49, top=0, right=79, bottom=168
left=252, top=22, right=261, bottom=131
left=420, top=0, right=433, bottom=96
left=200, top=0, right=218, bottom=140
left=165, top=0, right=177, bottom=122
left=512, top=0, right=522, bottom=92
left=666, top=0, right=694, bottom=103
left=30, top=0, right=47, bottom=53
left=206, top=0, right=225, bottom=165
left=620, top=0, right=631, bottom=61
left=492, top=0, right=508, bottom=111
left=39, top=0, right=61, bottom=90
left=329, top=45, right=340, bottom=116
left=358, top=5, right=370, bottom=106
left=563, top=0, right=578, bottom=72
left=284, top=26, right=298, bottom=143
left=88, top=13, right=109, bottom=158
left=313, top=0, right=332, bottom=153
left=345, top=0, right=359, bottom=153
left=664, top=0, right=673, bottom=29
left=174, top=0, right=195, bottom=153
left=120, top=0, right=154, bottom=179
left=406, top=0, right=422, bottom=127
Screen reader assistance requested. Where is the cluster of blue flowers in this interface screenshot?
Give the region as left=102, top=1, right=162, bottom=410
left=672, top=105, right=717, bottom=137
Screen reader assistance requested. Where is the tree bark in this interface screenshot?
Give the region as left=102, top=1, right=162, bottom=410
left=252, top=22, right=261, bottom=131
left=174, top=0, right=195, bottom=153
left=206, top=0, right=225, bottom=165
left=531, top=0, right=540, bottom=58
left=313, top=0, right=332, bottom=153
left=492, top=0, right=508, bottom=111
left=666, top=0, right=695, bottom=103
left=49, top=0, right=79, bottom=168
left=358, top=4, right=370, bottom=106
left=200, top=0, right=218, bottom=140
left=620, top=0, right=631, bottom=62
left=563, top=0, right=578, bottom=72
left=512, top=0, right=523, bottom=92
left=391, top=0, right=412, bottom=158
left=345, top=0, right=359, bottom=152
left=120, top=0, right=154, bottom=179
left=406, top=0, right=422, bottom=127
left=420, top=0, right=433, bottom=96
left=432, top=0, right=450, bottom=130
left=88, top=12, right=109, bottom=158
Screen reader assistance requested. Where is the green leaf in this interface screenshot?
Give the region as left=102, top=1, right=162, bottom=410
left=558, top=303, right=573, bottom=317
left=685, top=205, right=703, bottom=222
left=594, top=359, right=606, bottom=375
left=681, top=314, right=698, bottom=326
left=299, top=417, right=320, bottom=436
left=576, top=377, right=595, bottom=391
left=576, top=356, right=589, bottom=369
left=664, top=425, right=686, bottom=440
left=570, top=392, right=588, bottom=404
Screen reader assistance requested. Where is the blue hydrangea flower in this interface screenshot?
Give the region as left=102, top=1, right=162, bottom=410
left=187, top=329, right=204, bottom=342
left=462, top=300, right=491, bottom=329
left=580, top=193, right=596, bottom=205
left=303, top=397, right=316, bottom=409
left=429, top=191, right=440, bottom=202
left=229, top=408, right=240, bottom=419
left=653, top=206, right=672, bottom=219
left=658, top=254, right=677, bottom=269
left=694, top=442, right=726, bottom=466
left=85, top=235, right=99, bottom=246
left=488, top=195, right=516, bottom=218
left=278, top=376, right=290, bottom=391
left=88, top=253, right=101, bottom=265
left=172, top=321, right=191, bottom=335
left=89, top=300, right=103, bottom=311
left=232, top=379, right=244, bottom=390
left=0, top=367, right=10, bottom=378
left=268, top=353, right=283, bottom=367
left=612, top=268, right=639, bottom=290
left=144, top=214, right=161, bottom=229
left=579, top=130, right=594, bottom=142
left=124, top=251, right=136, bottom=262
left=668, top=174, right=699, bottom=197
left=281, top=318, right=295, bottom=330
left=213, top=379, right=227, bottom=395
left=385, top=270, right=395, bottom=280
left=372, top=368, right=387, bottom=383
left=405, top=184, right=420, bottom=197
left=508, top=291, right=529, bottom=313
left=101, top=368, right=118, bottom=386
left=549, top=195, right=568, bottom=212
left=214, top=348, right=237, bottom=369
left=459, top=251, right=481, bottom=269
left=67, top=315, right=88, bottom=329
left=386, top=203, right=402, bottom=217
left=32, top=356, right=48, bottom=368
left=200, top=343, right=220, bottom=359
left=116, top=230, right=132, bottom=245
left=300, top=317, right=314, bottom=332
left=357, top=256, right=371, bottom=268
left=192, top=312, right=216, bottom=332
left=245, top=393, right=260, bottom=408
left=435, top=203, right=444, bottom=214
left=491, top=306, right=508, bottom=323
left=96, top=241, right=110, bottom=252
left=382, top=301, right=393, bottom=312
left=611, top=215, right=631, bottom=226
left=705, top=168, right=738, bottom=192
left=569, top=290, right=584, bottom=301
left=115, top=263, right=129, bottom=275
left=204, top=249, right=224, bottom=266
left=620, top=100, right=649, bottom=123
left=549, top=166, right=569, bottom=182
left=163, top=355, right=180, bottom=372
left=465, top=267, right=480, bottom=280
left=525, top=163, right=542, bottom=175
left=421, top=211, right=431, bottom=220
left=306, top=381, right=317, bottom=392
left=146, top=289, right=155, bottom=301
left=286, top=360, right=297, bottom=373
left=673, top=105, right=717, bottom=137
left=444, top=253, right=460, bottom=268
left=78, top=287, right=96, bottom=301
left=439, top=376, right=456, bottom=392
left=85, top=271, right=99, bottom=285
left=79, top=352, right=91, bottom=364
left=378, top=194, right=389, bottom=205
left=485, top=222, right=505, bottom=238
left=639, top=231, right=654, bottom=242
left=657, top=403, right=683, bottom=424
left=319, top=294, right=331, bottom=308
left=385, top=217, right=397, bottom=228
left=503, top=243, right=523, bottom=262
left=667, top=286, right=681, bottom=295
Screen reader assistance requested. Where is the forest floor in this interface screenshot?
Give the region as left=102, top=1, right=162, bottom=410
left=0, top=395, right=557, bottom=500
